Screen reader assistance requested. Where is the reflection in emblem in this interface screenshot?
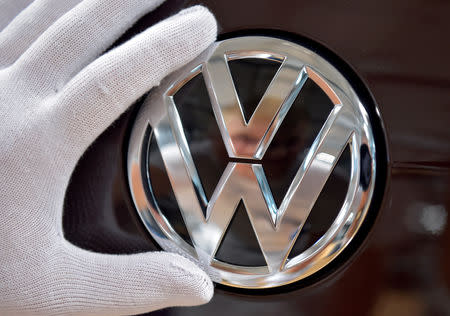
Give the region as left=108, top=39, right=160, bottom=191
left=128, top=36, right=379, bottom=289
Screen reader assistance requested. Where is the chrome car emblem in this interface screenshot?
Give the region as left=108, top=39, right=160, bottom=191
left=128, top=36, right=380, bottom=289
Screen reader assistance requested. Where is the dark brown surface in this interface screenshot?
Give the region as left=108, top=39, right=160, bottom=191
left=64, top=0, right=450, bottom=315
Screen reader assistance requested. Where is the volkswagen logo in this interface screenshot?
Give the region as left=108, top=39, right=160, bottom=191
left=127, top=35, right=385, bottom=289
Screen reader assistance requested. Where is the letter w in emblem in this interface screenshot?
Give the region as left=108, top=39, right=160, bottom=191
left=153, top=53, right=356, bottom=273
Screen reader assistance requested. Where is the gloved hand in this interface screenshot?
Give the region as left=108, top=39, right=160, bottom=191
left=0, top=0, right=217, bottom=315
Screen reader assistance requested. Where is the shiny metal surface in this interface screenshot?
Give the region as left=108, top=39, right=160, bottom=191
left=204, top=44, right=306, bottom=160
left=127, top=36, right=379, bottom=288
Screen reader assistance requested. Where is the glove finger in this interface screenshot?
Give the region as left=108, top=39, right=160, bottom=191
left=0, top=0, right=33, bottom=32
left=10, top=0, right=166, bottom=95
left=54, top=6, right=217, bottom=162
left=0, top=0, right=82, bottom=68
left=59, top=243, right=213, bottom=315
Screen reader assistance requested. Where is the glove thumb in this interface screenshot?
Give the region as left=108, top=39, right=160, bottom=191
left=56, top=242, right=213, bottom=315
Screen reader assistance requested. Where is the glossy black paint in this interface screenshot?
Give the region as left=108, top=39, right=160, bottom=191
left=64, top=0, right=450, bottom=315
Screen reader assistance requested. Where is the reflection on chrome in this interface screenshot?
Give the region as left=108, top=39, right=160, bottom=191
left=127, top=37, right=378, bottom=288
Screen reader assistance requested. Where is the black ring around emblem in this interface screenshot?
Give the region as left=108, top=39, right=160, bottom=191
left=125, top=29, right=389, bottom=295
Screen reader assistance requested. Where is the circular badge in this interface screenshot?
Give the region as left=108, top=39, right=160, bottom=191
left=127, top=35, right=385, bottom=289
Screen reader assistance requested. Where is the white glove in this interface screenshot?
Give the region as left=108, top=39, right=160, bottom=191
left=0, top=0, right=217, bottom=315
left=0, top=0, right=32, bottom=31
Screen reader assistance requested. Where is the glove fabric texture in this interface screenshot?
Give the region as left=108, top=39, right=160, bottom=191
left=0, top=0, right=217, bottom=315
